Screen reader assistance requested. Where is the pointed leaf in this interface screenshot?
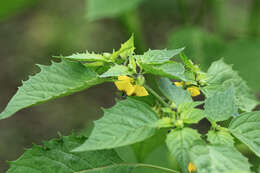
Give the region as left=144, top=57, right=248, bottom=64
left=166, top=128, right=202, bottom=173
left=206, top=59, right=258, bottom=112
left=54, top=52, right=108, bottom=62
left=157, top=78, right=192, bottom=107
left=190, top=143, right=251, bottom=173
left=207, top=130, right=234, bottom=146
left=0, top=60, right=105, bottom=120
left=139, top=48, right=184, bottom=64
left=204, top=86, right=237, bottom=122
left=73, top=98, right=159, bottom=152
left=100, top=65, right=131, bottom=77
left=7, top=135, right=136, bottom=173
left=229, top=111, right=260, bottom=157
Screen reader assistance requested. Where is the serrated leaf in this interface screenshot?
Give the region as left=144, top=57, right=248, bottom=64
left=73, top=98, right=159, bottom=152
left=7, top=135, right=136, bottom=173
left=207, top=130, right=234, bottom=146
left=111, top=35, right=135, bottom=60
left=166, top=128, right=202, bottom=173
left=229, top=111, right=260, bottom=157
left=204, top=86, right=237, bottom=122
left=100, top=65, right=131, bottom=78
left=142, top=62, right=186, bottom=80
left=205, top=59, right=258, bottom=112
left=87, top=0, right=144, bottom=21
left=138, top=48, right=184, bottom=64
left=190, top=143, right=251, bottom=173
left=0, top=60, right=105, bottom=120
left=54, top=52, right=108, bottom=62
left=157, top=78, right=192, bottom=107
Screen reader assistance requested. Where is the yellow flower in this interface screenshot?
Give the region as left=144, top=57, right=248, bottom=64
left=188, top=162, right=196, bottom=173
left=174, top=81, right=183, bottom=87
left=114, top=76, right=149, bottom=96
left=187, top=86, right=200, bottom=97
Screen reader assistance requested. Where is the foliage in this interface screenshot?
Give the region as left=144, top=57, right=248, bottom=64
left=1, top=36, right=259, bottom=173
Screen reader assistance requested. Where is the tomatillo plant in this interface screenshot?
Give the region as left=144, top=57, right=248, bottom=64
left=1, top=35, right=260, bottom=173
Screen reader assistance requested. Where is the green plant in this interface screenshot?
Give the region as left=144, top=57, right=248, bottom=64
left=1, top=35, right=260, bottom=173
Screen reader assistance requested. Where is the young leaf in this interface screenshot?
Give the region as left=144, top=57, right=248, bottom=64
left=54, top=51, right=108, bottom=62
left=138, top=48, right=184, bottom=64
left=142, top=62, right=186, bottom=80
left=87, top=0, right=144, bottom=21
left=7, top=135, right=136, bottom=173
left=207, top=130, right=234, bottom=146
left=205, top=59, right=259, bottom=112
left=100, top=65, right=131, bottom=78
left=157, top=78, right=192, bottom=107
left=204, top=86, right=237, bottom=122
left=110, top=35, right=135, bottom=60
left=73, top=98, right=159, bottom=152
left=166, top=128, right=202, bottom=173
left=190, top=143, right=251, bottom=173
left=229, top=111, right=260, bottom=157
left=179, top=106, right=205, bottom=124
left=0, top=60, right=105, bottom=120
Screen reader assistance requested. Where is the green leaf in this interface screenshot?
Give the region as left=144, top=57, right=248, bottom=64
left=205, top=59, right=258, bottom=112
left=138, top=48, right=184, bottom=64
left=73, top=98, right=159, bottom=152
left=0, top=60, right=105, bottom=120
left=110, top=35, right=135, bottom=60
left=207, top=130, right=234, bottom=146
left=54, top=51, right=108, bottom=62
left=204, top=86, right=237, bottom=122
left=117, top=34, right=135, bottom=59
left=7, top=134, right=136, bottom=173
left=179, top=106, right=205, bottom=124
left=142, top=62, right=186, bottom=80
left=87, top=0, right=144, bottom=21
left=229, top=111, right=260, bottom=157
left=190, top=143, right=251, bottom=173
left=132, top=129, right=168, bottom=162
left=157, top=78, right=192, bottom=107
left=166, top=128, right=202, bottom=173
left=100, top=65, right=131, bottom=78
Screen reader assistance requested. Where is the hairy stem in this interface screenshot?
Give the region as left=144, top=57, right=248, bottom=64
left=144, top=84, right=170, bottom=108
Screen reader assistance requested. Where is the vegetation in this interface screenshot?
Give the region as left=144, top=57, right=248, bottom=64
left=1, top=36, right=260, bottom=173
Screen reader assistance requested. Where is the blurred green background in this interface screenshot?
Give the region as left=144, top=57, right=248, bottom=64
left=0, top=0, right=260, bottom=172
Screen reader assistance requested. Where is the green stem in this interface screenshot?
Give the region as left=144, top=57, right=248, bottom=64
left=144, top=84, right=169, bottom=108
left=137, top=163, right=180, bottom=173
left=248, top=0, right=260, bottom=37
left=119, top=9, right=147, bottom=53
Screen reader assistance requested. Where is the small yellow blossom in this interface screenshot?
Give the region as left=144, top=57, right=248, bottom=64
left=114, top=76, right=149, bottom=96
left=188, top=162, right=196, bottom=173
left=174, top=81, right=183, bottom=87
left=187, top=86, right=200, bottom=97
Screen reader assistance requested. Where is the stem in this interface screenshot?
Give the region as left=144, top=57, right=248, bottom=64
left=137, top=163, right=180, bottom=173
left=119, top=9, right=147, bottom=53
left=144, top=84, right=169, bottom=108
